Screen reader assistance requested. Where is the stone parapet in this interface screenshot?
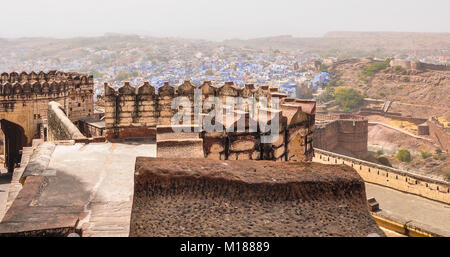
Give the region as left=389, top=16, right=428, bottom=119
left=130, top=157, right=384, bottom=237
left=313, top=148, right=450, bottom=204
left=104, top=81, right=316, bottom=162
left=47, top=101, right=86, bottom=141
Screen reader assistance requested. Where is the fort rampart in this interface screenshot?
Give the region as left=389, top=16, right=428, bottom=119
left=390, top=59, right=449, bottom=71
left=358, top=110, right=428, bottom=125
left=313, top=148, right=450, bottom=203
left=104, top=81, right=277, bottom=138
left=0, top=71, right=94, bottom=172
left=428, top=117, right=450, bottom=153
left=0, top=71, right=94, bottom=143
left=104, top=81, right=317, bottom=162
left=314, top=114, right=368, bottom=158
left=47, top=102, right=86, bottom=141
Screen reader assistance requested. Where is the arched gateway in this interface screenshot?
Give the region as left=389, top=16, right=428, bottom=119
left=0, top=119, right=27, bottom=173
left=0, top=70, right=95, bottom=173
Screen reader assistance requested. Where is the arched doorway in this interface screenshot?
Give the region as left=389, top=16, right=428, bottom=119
left=0, top=119, right=27, bottom=173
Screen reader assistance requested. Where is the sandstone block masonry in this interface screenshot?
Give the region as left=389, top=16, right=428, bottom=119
left=313, top=114, right=368, bottom=158
left=0, top=71, right=94, bottom=144
left=390, top=59, right=450, bottom=71
left=47, top=101, right=86, bottom=141
left=104, top=81, right=316, bottom=162
left=131, top=157, right=384, bottom=237
left=427, top=117, right=450, bottom=153
left=313, top=148, right=450, bottom=204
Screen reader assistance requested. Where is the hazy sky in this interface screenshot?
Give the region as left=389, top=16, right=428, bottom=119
left=1, top=0, right=449, bottom=40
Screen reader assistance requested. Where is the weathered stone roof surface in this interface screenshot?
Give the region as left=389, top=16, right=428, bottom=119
left=0, top=141, right=157, bottom=237
left=131, top=158, right=384, bottom=237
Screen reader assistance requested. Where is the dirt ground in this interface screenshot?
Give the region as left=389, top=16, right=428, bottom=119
left=330, top=59, right=450, bottom=118
left=367, top=123, right=449, bottom=179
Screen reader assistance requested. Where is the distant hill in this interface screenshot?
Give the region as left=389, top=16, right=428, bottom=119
left=223, top=32, right=450, bottom=59
left=324, top=31, right=450, bottom=39
left=1, top=32, right=448, bottom=60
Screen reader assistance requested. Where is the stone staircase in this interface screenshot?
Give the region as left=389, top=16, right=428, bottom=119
left=382, top=101, right=392, bottom=113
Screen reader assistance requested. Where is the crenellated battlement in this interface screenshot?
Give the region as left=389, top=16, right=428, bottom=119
left=104, top=80, right=275, bottom=98
left=0, top=71, right=93, bottom=84
left=0, top=70, right=94, bottom=153
left=104, top=80, right=316, bottom=162
left=0, top=71, right=93, bottom=98
left=104, top=81, right=316, bottom=126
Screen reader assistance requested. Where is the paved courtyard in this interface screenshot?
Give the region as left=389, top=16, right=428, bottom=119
left=48, top=141, right=156, bottom=236
left=0, top=140, right=156, bottom=236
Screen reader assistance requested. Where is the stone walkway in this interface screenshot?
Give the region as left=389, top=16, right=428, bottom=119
left=365, top=182, right=450, bottom=236
left=0, top=174, right=12, bottom=221
left=40, top=140, right=156, bottom=236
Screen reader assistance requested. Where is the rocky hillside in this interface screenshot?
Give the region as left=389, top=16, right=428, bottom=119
left=328, top=59, right=450, bottom=118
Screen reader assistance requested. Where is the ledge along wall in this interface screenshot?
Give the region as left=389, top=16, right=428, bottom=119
left=104, top=80, right=317, bottom=162
left=47, top=101, right=86, bottom=141
left=313, top=148, right=450, bottom=204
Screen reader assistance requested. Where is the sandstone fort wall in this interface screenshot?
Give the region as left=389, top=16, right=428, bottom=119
left=314, top=114, right=368, bottom=158
left=47, top=102, right=86, bottom=141
left=358, top=111, right=428, bottom=125
left=104, top=81, right=276, bottom=139
left=104, top=81, right=316, bottom=162
left=428, top=117, right=450, bottom=153
left=313, top=148, right=450, bottom=203
left=390, top=59, right=449, bottom=71
left=0, top=71, right=94, bottom=144
left=313, top=120, right=339, bottom=151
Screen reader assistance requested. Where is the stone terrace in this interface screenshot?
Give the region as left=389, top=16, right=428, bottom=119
left=0, top=140, right=156, bottom=237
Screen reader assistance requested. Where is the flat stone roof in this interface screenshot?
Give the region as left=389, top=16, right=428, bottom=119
left=0, top=140, right=156, bottom=236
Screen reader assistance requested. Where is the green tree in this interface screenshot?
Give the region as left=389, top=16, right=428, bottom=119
left=361, top=59, right=391, bottom=77
left=420, top=151, right=431, bottom=159
left=397, top=149, right=411, bottom=162
left=317, top=87, right=335, bottom=103
left=393, top=65, right=405, bottom=73
left=334, top=88, right=364, bottom=111
left=378, top=157, right=392, bottom=167
left=359, top=59, right=391, bottom=84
